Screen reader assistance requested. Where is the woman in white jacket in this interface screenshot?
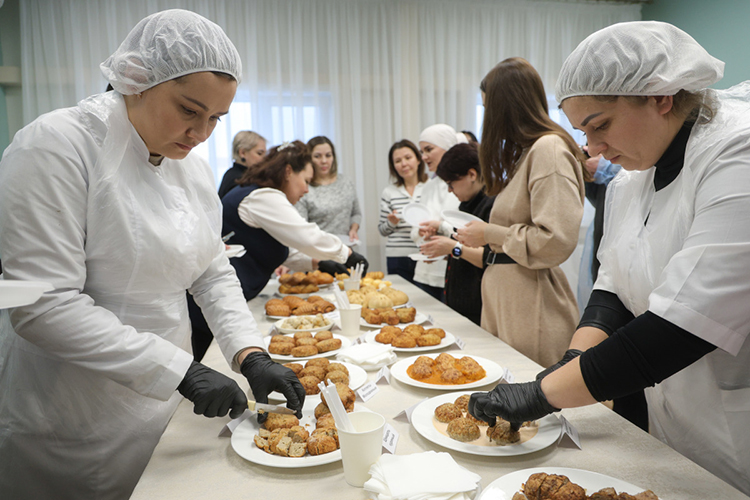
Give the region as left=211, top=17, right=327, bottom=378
left=0, top=10, right=303, bottom=499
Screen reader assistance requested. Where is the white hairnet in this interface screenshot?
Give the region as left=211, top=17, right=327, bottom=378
left=555, top=21, right=724, bottom=103
left=419, top=124, right=466, bottom=152
left=101, top=9, right=242, bottom=95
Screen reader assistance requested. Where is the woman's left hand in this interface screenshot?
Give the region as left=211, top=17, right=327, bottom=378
left=348, top=224, right=359, bottom=242
left=274, top=265, right=290, bottom=277
left=456, top=220, right=488, bottom=248
left=418, top=220, right=440, bottom=238
left=420, top=236, right=455, bottom=259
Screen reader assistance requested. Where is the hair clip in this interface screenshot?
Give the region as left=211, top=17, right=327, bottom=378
left=277, top=141, right=294, bottom=151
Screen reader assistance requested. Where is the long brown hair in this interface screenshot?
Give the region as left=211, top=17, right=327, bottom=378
left=479, top=57, right=587, bottom=195
left=388, top=139, right=428, bottom=187
left=238, top=140, right=311, bottom=190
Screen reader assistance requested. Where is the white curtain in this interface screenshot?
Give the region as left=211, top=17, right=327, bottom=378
left=19, top=0, right=640, bottom=270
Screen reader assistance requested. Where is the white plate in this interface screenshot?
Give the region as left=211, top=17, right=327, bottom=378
left=390, top=354, right=503, bottom=390
left=225, top=244, right=247, bottom=258
left=274, top=317, right=334, bottom=334
left=231, top=398, right=341, bottom=468
left=359, top=311, right=429, bottom=328
left=441, top=210, right=483, bottom=229
left=408, top=253, right=441, bottom=262
left=268, top=361, right=368, bottom=402
left=411, top=392, right=561, bottom=457
left=0, top=280, right=53, bottom=309
left=479, top=467, right=649, bottom=499
left=267, top=310, right=339, bottom=321
left=364, top=329, right=456, bottom=352
left=265, top=334, right=352, bottom=362
left=402, top=202, right=433, bottom=227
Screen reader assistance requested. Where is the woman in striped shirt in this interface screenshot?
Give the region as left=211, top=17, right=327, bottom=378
left=379, top=139, right=428, bottom=285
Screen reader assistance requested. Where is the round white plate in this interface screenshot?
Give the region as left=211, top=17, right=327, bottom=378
left=0, top=280, right=53, bottom=309
left=441, top=209, right=483, bottom=229
left=225, top=244, right=247, bottom=258
left=402, top=202, right=433, bottom=227
left=359, top=311, right=428, bottom=328
left=266, top=310, right=339, bottom=321
left=268, top=361, right=368, bottom=402
left=390, top=353, right=503, bottom=390
left=408, top=253, right=440, bottom=262
left=274, top=317, right=334, bottom=334
left=265, top=334, right=352, bottom=362
left=479, top=467, right=649, bottom=499
left=231, top=398, right=341, bottom=468
left=364, top=329, right=456, bottom=352
left=411, top=392, right=561, bottom=457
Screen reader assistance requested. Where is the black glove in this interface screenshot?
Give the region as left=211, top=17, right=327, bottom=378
left=177, top=360, right=248, bottom=419
left=345, top=251, right=369, bottom=275
left=318, top=260, right=348, bottom=275
left=468, top=380, right=560, bottom=430
left=240, top=351, right=306, bottom=423
left=536, top=348, right=583, bottom=381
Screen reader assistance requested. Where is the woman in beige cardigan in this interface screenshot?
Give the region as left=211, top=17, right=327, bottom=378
left=457, top=57, right=588, bottom=367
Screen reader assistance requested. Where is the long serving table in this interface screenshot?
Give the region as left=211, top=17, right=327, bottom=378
left=131, top=276, right=748, bottom=500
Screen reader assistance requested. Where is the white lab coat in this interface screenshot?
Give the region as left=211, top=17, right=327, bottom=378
left=411, top=175, right=460, bottom=288
left=594, top=82, right=750, bottom=494
left=0, top=92, right=265, bottom=499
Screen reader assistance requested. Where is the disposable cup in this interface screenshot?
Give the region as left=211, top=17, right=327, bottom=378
left=338, top=411, right=385, bottom=487
left=343, top=278, right=360, bottom=292
left=339, top=304, right=362, bottom=336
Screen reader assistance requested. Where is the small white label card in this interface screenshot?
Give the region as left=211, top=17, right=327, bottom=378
left=394, top=397, right=429, bottom=423
left=375, top=365, right=391, bottom=384
left=357, top=381, right=380, bottom=402
left=557, top=415, right=582, bottom=449
left=219, top=410, right=252, bottom=437
left=453, top=336, right=466, bottom=350
left=426, top=314, right=435, bottom=325
left=499, top=367, right=515, bottom=384
left=354, top=333, right=367, bottom=345
left=382, top=423, right=399, bottom=454
left=267, top=325, right=279, bottom=336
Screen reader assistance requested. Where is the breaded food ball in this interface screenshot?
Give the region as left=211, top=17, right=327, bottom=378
left=396, top=307, right=416, bottom=323
left=435, top=353, right=456, bottom=370
left=264, top=413, right=300, bottom=432
left=305, top=358, right=330, bottom=369
left=321, top=382, right=355, bottom=411
left=268, top=342, right=293, bottom=355
left=403, top=324, right=425, bottom=338
left=381, top=325, right=402, bottom=336
left=314, top=402, right=331, bottom=420
left=316, top=338, right=342, bottom=353
left=446, top=417, right=481, bottom=442
left=283, top=362, right=304, bottom=376
left=416, top=333, right=441, bottom=346
left=487, top=418, right=520, bottom=444
left=291, top=345, right=319, bottom=358
left=312, top=426, right=339, bottom=447
left=434, top=402, right=463, bottom=423
left=414, top=355, right=435, bottom=366
left=293, top=331, right=313, bottom=340
left=316, top=413, right=335, bottom=429
left=457, top=357, right=484, bottom=379
left=299, top=366, right=326, bottom=381
left=425, top=328, right=446, bottom=339
left=299, top=375, right=322, bottom=395
left=296, top=337, right=319, bottom=347
left=326, top=363, right=349, bottom=376
left=325, top=370, right=349, bottom=386
left=314, top=330, right=334, bottom=341
left=440, top=368, right=462, bottom=383
left=307, top=434, right=338, bottom=455
left=465, top=412, right=489, bottom=427
left=270, top=334, right=295, bottom=344
left=454, top=394, right=470, bottom=412
left=391, top=335, right=417, bottom=348
left=410, top=362, right=433, bottom=379
left=375, top=330, right=395, bottom=344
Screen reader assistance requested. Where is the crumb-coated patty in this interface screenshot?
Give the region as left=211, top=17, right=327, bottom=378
left=434, top=403, right=463, bottom=423
left=446, top=417, right=481, bottom=442
left=416, top=333, right=441, bottom=346
left=321, top=382, right=355, bottom=410
left=314, top=330, right=334, bottom=341
left=454, top=394, right=470, bottom=412
left=410, top=362, right=433, bottom=379
left=264, top=413, right=300, bottom=432
left=295, top=337, right=319, bottom=347
left=299, top=375, right=322, bottom=395
left=316, top=338, right=342, bottom=353
left=487, top=418, right=520, bottom=444
left=299, top=366, right=326, bottom=381
left=326, top=363, right=349, bottom=375
left=293, top=331, right=313, bottom=340
left=392, top=335, right=417, bottom=348
left=375, top=330, right=395, bottom=344
left=325, top=370, right=349, bottom=386
left=414, top=355, right=435, bottom=366
left=306, top=358, right=330, bottom=369
left=291, top=345, right=319, bottom=357
left=283, top=362, right=304, bottom=376
left=307, top=434, right=338, bottom=455
left=425, top=328, right=446, bottom=339
left=268, top=342, right=294, bottom=355
left=440, top=368, right=462, bottom=383
left=314, top=402, right=331, bottom=420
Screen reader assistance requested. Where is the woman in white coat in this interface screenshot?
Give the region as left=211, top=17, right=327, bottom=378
left=469, top=21, right=750, bottom=495
left=0, top=10, right=304, bottom=499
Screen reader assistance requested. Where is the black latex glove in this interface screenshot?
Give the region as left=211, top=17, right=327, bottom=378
left=345, top=251, right=369, bottom=274
left=468, top=380, right=560, bottom=430
left=318, top=260, right=348, bottom=275
left=177, top=360, right=248, bottom=419
left=240, top=351, right=306, bottom=423
left=536, top=348, right=583, bottom=381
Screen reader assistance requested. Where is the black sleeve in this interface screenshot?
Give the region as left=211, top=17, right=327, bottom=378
left=577, top=289, right=635, bottom=335
left=580, top=311, right=717, bottom=402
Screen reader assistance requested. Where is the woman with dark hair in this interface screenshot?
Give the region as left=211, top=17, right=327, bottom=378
left=378, top=139, right=429, bottom=285
left=218, top=130, right=267, bottom=198
left=456, top=57, right=587, bottom=368
left=190, top=141, right=367, bottom=358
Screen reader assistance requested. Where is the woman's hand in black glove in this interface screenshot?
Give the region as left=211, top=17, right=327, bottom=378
left=468, top=381, right=560, bottom=429
left=318, top=260, right=348, bottom=275
left=536, top=349, right=583, bottom=381
left=177, top=360, right=248, bottom=419
left=240, top=351, right=306, bottom=423
left=345, top=251, right=369, bottom=274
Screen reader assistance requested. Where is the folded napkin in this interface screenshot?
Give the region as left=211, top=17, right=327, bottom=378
left=336, top=343, right=396, bottom=368
left=364, top=451, right=481, bottom=500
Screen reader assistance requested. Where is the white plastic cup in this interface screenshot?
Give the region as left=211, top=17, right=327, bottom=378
left=338, top=411, right=385, bottom=487
left=339, top=304, right=362, bottom=336
left=343, top=278, right=360, bottom=292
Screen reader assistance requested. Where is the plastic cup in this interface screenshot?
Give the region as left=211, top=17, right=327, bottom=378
left=338, top=411, right=385, bottom=487
left=339, top=304, right=362, bottom=336
left=343, top=278, right=360, bottom=292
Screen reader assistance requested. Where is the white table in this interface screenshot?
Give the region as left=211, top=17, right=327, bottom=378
left=131, top=276, right=748, bottom=500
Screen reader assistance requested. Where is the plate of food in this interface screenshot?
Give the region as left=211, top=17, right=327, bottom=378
left=274, top=315, right=334, bottom=334
left=265, top=332, right=352, bottom=362
left=411, top=392, right=561, bottom=457
left=364, top=326, right=455, bottom=352
left=478, top=467, right=659, bottom=499
left=278, top=270, right=335, bottom=295
left=390, top=353, right=503, bottom=390
left=265, top=295, right=337, bottom=319
left=268, top=360, right=368, bottom=402
left=359, top=307, right=428, bottom=328
left=231, top=398, right=342, bottom=468
left=441, top=210, right=483, bottom=230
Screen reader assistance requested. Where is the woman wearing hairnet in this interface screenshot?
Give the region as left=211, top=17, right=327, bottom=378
left=469, top=21, right=750, bottom=494
left=0, top=10, right=304, bottom=499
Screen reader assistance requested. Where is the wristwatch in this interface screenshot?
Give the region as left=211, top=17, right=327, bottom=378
left=451, top=242, right=463, bottom=259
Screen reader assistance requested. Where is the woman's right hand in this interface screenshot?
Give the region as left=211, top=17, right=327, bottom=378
left=387, top=210, right=400, bottom=225
left=456, top=220, right=488, bottom=248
